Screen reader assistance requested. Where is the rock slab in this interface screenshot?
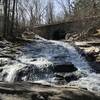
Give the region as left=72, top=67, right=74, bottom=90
left=0, top=82, right=99, bottom=100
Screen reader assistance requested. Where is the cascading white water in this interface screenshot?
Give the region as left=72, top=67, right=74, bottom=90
left=50, top=41, right=100, bottom=93
left=1, top=56, right=53, bottom=82
left=0, top=38, right=100, bottom=93
left=50, top=41, right=90, bottom=71
left=1, top=62, right=25, bottom=82
left=69, top=73, right=100, bottom=93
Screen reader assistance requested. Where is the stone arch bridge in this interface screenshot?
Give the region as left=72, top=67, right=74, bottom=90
left=34, top=16, right=100, bottom=40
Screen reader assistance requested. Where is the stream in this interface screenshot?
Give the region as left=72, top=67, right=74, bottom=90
left=0, top=38, right=99, bottom=94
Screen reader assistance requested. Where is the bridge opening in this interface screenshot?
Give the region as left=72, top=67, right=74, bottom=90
left=52, top=30, right=66, bottom=40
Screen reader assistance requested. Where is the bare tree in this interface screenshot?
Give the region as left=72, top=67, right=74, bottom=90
left=10, top=0, right=16, bottom=36
left=3, top=0, right=8, bottom=37
left=73, top=0, right=100, bottom=18
left=46, top=0, right=54, bottom=24
left=56, top=0, right=72, bottom=20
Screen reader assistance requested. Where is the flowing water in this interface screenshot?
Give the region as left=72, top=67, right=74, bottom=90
left=0, top=38, right=100, bottom=93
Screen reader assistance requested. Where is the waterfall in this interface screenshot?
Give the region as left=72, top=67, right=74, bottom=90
left=50, top=41, right=90, bottom=71
left=0, top=39, right=100, bottom=93
left=3, top=40, right=89, bottom=81
left=49, top=41, right=100, bottom=93
left=1, top=62, right=26, bottom=82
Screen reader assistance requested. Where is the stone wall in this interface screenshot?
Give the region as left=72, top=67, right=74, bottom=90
left=34, top=16, right=100, bottom=39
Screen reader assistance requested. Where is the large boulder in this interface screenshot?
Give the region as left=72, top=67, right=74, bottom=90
left=53, top=62, right=77, bottom=73
left=15, top=63, right=77, bottom=82
left=15, top=64, right=53, bottom=81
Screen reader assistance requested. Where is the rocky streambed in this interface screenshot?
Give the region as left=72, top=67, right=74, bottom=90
left=0, top=38, right=99, bottom=99
left=0, top=82, right=99, bottom=100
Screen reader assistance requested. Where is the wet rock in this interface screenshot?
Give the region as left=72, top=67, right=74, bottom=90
left=0, top=43, right=6, bottom=48
left=0, top=40, right=12, bottom=48
left=0, top=69, right=3, bottom=73
left=15, top=37, right=33, bottom=43
left=90, top=62, right=100, bottom=73
left=75, top=42, right=91, bottom=47
left=15, top=65, right=52, bottom=81
left=54, top=73, right=67, bottom=84
left=0, top=82, right=99, bottom=100
left=15, top=65, right=34, bottom=81
left=0, top=58, right=10, bottom=67
left=65, top=74, right=79, bottom=82
left=54, top=72, right=82, bottom=83
left=54, top=74, right=78, bottom=84
left=2, top=73, right=8, bottom=81
left=80, top=46, right=100, bottom=62
left=88, top=42, right=100, bottom=46
left=85, top=51, right=99, bottom=62
left=21, top=31, right=44, bottom=41
left=53, top=63, right=77, bottom=73
left=0, top=54, right=15, bottom=60
left=54, top=73, right=64, bottom=80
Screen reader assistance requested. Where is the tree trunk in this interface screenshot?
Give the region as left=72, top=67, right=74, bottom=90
left=10, top=0, right=16, bottom=37
left=3, top=0, right=8, bottom=38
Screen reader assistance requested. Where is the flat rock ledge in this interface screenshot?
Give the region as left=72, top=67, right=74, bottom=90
left=0, top=82, right=99, bottom=100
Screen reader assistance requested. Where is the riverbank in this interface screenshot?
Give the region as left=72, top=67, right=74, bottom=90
left=74, top=41, right=100, bottom=73
left=0, top=82, right=99, bottom=100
